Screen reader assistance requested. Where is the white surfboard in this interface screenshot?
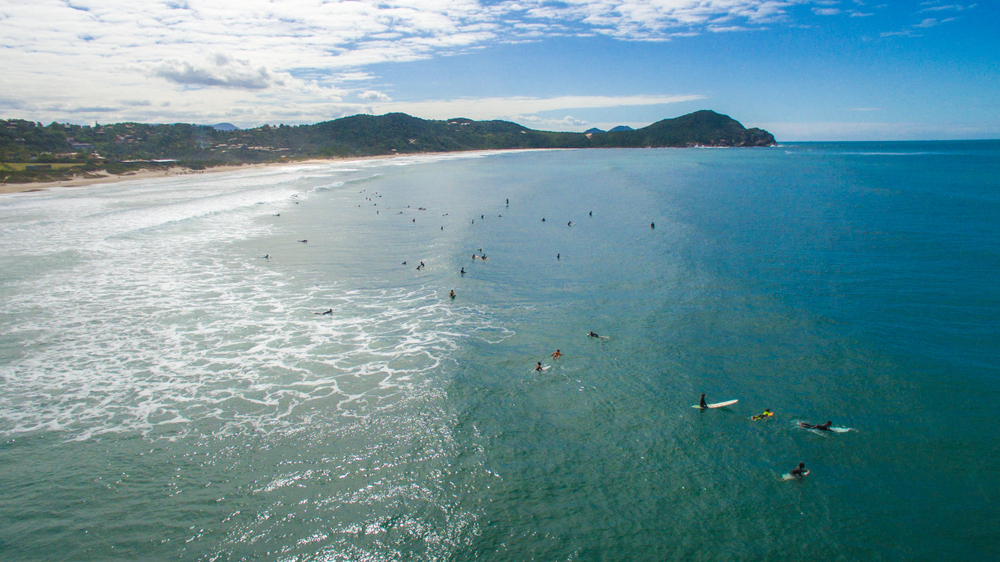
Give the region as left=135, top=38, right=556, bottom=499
left=692, top=399, right=738, bottom=409
left=781, top=470, right=809, bottom=480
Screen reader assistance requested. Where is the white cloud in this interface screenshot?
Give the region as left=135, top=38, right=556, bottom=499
left=919, top=3, right=976, bottom=12
left=509, top=114, right=589, bottom=128
left=878, top=2, right=970, bottom=36
left=359, top=90, right=393, bottom=102
left=813, top=8, right=842, bottom=15
left=709, top=26, right=753, bottom=33
left=151, top=54, right=287, bottom=90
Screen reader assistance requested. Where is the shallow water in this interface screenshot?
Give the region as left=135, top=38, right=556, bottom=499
left=1, top=143, right=998, bottom=560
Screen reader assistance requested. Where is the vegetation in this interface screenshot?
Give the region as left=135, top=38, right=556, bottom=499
left=1, top=111, right=775, bottom=184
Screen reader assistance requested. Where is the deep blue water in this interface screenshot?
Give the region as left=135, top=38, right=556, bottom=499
left=1, top=142, right=998, bottom=560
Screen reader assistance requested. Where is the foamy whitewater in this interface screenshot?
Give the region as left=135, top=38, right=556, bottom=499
left=1, top=143, right=998, bottom=560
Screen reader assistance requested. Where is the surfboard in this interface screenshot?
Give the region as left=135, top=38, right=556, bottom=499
left=781, top=470, right=809, bottom=480
left=692, top=399, right=738, bottom=409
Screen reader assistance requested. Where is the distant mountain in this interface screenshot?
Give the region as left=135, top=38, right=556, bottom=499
left=212, top=123, right=239, bottom=131
left=584, top=128, right=605, bottom=134
left=589, top=110, right=775, bottom=148
left=608, top=125, right=633, bottom=132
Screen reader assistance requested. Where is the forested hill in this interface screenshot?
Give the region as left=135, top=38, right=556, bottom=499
left=1, top=110, right=775, bottom=182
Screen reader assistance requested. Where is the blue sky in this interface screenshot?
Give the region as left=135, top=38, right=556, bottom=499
left=0, top=0, right=996, bottom=140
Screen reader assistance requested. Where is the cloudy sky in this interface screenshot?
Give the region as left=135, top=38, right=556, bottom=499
left=1, top=0, right=996, bottom=140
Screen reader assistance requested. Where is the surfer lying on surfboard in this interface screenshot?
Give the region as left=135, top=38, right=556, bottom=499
left=751, top=409, right=773, bottom=421
left=799, top=421, right=832, bottom=431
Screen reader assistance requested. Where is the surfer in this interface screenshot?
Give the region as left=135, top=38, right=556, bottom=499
left=535, top=362, right=543, bottom=372
left=556, top=253, right=560, bottom=260
left=541, top=218, right=546, bottom=222
left=751, top=409, right=773, bottom=421
left=799, top=421, right=833, bottom=431
left=506, top=198, right=509, bottom=205
left=263, top=254, right=269, bottom=260
left=314, top=309, right=333, bottom=315
left=567, top=221, right=572, bottom=226
left=460, top=267, right=465, bottom=275
left=449, top=290, right=456, bottom=299
left=789, top=462, right=809, bottom=479
left=699, top=393, right=708, bottom=409
left=589, top=211, right=592, bottom=216
left=588, top=331, right=601, bottom=339
left=472, top=253, right=478, bottom=259
left=298, top=239, right=307, bottom=243
left=650, top=222, right=655, bottom=229
left=551, top=349, right=563, bottom=359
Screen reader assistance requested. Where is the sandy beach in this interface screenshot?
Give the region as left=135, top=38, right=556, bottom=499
left=0, top=158, right=358, bottom=196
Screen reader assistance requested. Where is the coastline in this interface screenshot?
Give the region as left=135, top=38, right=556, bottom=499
left=0, top=149, right=557, bottom=196
left=0, top=158, right=358, bottom=196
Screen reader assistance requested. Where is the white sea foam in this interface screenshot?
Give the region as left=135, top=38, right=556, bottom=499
left=0, top=161, right=510, bottom=442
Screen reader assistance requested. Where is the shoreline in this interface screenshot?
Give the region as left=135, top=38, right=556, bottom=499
left=0, top=154, right=413, bottom=196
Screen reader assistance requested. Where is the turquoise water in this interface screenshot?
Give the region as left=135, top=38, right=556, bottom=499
left=1, top=143, right=998, bottom=560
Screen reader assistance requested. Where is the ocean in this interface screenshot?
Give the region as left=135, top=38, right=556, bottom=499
left=1, top=142, right=998, bottom=561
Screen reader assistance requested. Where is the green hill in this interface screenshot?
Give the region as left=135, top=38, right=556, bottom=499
left=590, top=110, right=775, bottom=148
left=1, top=110, right=775, bottom=183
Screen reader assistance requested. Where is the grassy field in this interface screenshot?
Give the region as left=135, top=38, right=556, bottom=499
left=0, top=162, right=84, bottom=172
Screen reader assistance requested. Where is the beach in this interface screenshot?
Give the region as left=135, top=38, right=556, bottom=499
left=0, top=158, right=374, bottom=195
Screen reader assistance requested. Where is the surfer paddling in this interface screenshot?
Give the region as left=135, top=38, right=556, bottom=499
left=550, top=349, right=563, bottom=360
left=315, top=309, right=333, bottom=315
left=789, top=462, right=809, bottom=479
left=588, top=331, right=600, bottom=338
left=751, top=409, right=773, bottom=421
left=799, top=421, right=833, bottom=431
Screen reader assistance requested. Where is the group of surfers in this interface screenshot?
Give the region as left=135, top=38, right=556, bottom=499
left=699, top=393, right=838, bottom=480
left=532, top=330, right=610, bottom=371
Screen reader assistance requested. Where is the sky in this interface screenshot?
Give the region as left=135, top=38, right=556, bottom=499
left=1, top=0, right=997, bottom=140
